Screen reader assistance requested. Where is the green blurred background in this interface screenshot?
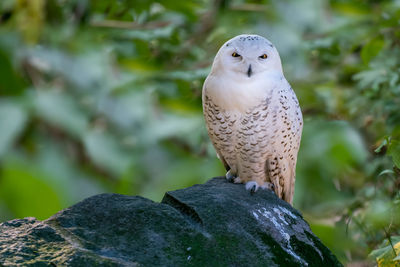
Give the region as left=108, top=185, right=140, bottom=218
left=1, top=0, right=400, bottom=265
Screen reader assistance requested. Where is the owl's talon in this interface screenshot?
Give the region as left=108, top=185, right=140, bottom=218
left=250, top=185, right=257, bottom=195
left=225, top=170, right=235, bottom=183
left=246, top=181, right=274, bottom=195
left=245, top=181, right=259, bottom=195
left=233, top=176, right=242, bottom=183
left=262, top=182, right=275, bottom=191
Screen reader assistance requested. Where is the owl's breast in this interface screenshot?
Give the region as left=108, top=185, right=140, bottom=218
left=233, top=83, right=302, bottom=153
left=203, top=74, right=280, bottom=113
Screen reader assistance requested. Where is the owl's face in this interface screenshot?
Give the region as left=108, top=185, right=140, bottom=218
left=213, top=35, right=283, bottom=78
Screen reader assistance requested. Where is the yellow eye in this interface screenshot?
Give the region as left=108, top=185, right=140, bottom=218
left=260, top=54, right=268, bottom=59
left=232, top=52, right=241, bottom=57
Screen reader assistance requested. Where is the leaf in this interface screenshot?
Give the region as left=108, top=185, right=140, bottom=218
left=370, top=237, right=400, bottom=265
left=375, top=138, right=388, bottom=153
left=0, top=100, right=27, bottom=158
left=141, top=113, right=203, bottom=144
left=27, top=48, right=113, bottom=91
left=364, top=199, right=392, bottom=229
left=331, top=2, right=370, bottom=15
left=0, top=47, right=26, bottom=95
left=167, top=68, right=209, bottom=81
left=15, top=0, right=45, bottom=43
left=369, top=246, right=392, bottom=260
left=388, top=140, right=400, bottom=168
left=32, top=136, right=106, bottom=205
left=378, top=169, right=395, bottom=177
left=120, top=26, right=176, bottom=41
left=83, top=130, right=133, bottom=177
left=353, top=68, right=387, bottom=90
left=0, top=157, right=62, bottom=220
left=34, top=90, right=88, bottom=138
left=361, top=37, right=385, bottom=65
left=394, top=253, right=400, bottom=261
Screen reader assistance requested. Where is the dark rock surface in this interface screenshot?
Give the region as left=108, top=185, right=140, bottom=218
left=0, top=177, right=342, bottom=266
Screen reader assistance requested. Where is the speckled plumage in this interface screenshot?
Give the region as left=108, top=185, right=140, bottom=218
left=202, top=34, right=303, bottom=204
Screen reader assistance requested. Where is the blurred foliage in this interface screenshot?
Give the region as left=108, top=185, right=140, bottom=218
left=370, top=236, right=400, bottom=266
left=0, top=0, right=400, bottom=264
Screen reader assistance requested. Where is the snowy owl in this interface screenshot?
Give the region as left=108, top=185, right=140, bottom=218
left=202, top=34, right=303, bottom=204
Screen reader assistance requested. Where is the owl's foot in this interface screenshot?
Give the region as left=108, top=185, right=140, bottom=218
left=245, top=181, right=259, bottom=195
left=225, top=170, right=241, bottom=183
left=233, top=176, right=242, bottom=183
left=262, top=182, right=275, bottom=191
left=245, top=181, right=275, bottom=195
left=225, top=170, right=235, bottom=182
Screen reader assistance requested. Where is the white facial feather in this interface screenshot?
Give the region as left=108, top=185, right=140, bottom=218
left=212, top=34, right=283, bottom=77
left=204, top=34, right=286, bottom=112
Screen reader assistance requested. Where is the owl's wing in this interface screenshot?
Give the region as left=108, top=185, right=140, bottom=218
left=272, top=85, right=303, bottom=204
left=216, top=150, right=230, bottom=172
left=202, top=92, right=231, bottom=172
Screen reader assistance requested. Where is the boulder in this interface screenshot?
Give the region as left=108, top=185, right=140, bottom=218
left=0, top=177, right=342, bottom=266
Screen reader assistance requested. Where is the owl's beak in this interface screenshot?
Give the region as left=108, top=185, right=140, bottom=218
left=247, top=64, right=252, bottom=77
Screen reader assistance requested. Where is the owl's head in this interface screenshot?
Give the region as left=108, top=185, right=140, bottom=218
left=212, top=34, right=283, bottom=78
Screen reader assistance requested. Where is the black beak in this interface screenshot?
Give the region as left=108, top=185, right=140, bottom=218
left=247, top=64, right=252, bottom=77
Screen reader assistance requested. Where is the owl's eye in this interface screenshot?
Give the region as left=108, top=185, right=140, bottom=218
left=232, top=52, right=241, bottom=57
left=259, top=54, right=268, bottom=59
